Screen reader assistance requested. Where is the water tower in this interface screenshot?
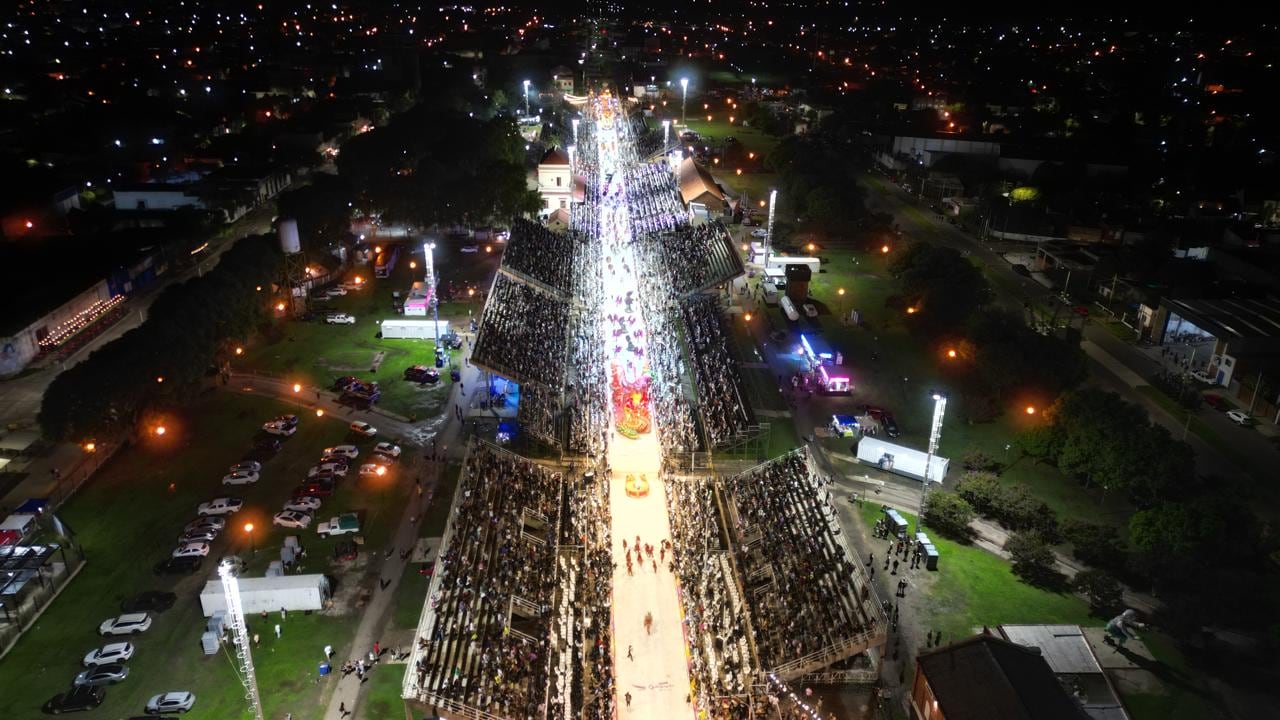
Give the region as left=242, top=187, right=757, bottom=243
left=278, top=219, right=308, bottom=315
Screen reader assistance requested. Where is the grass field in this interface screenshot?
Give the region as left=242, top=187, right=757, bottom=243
left=0, top=392, right=412, bottom=719
left=389, top=463, right=461, bottom=632
left=360, top=668, right=408, bottom=719
left=855, top=504, right=1096, bottom=641
left=239, top=237, right=499, bottom=419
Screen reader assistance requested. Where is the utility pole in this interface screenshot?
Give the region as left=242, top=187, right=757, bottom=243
left=916, top=392, right=948, bottom=534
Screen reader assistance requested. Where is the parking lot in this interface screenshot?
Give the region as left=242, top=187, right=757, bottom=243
left=0, top=392, right=413, bottom=718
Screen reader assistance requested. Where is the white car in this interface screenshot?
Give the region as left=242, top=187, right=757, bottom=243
left=323, top=445, right=359, bottom=459
left=750, top=228, right=769, bottom=238
left=1226, top=409, right=1253, bottom=426
left=460, top=245, right=479, bottom=253
left=172, top=542, right=211, bottom=559
left=373, top=442, right=401, bottom=459
left=98, top=613, right=152, bottom=637
left=349, top=421, right=377, bottom=437
left=146, top=691, right=196, bottom=714
left=83, top=642, right=135, bottom=667
left=283, top=496, right=322, bottom=513
left=262, top=421, right=296, bottom=436
left=326, top=313, right=356, bottom=325
left=222, top=471, right=260, bottom=486
left=308, top=462, right=348, bottom=478
left=272, top=510, right=313, bottom=529
left=359, top=463, right=389, bottom=477
left=1189, top=369, right=1216, bottom=385
left=229, top=461, right=261, bottom=474
left=197, top=497, right=244, bottom=516
left=326, top=286, right=348, bottom=297
left=803, top=303, right=818, bottom=318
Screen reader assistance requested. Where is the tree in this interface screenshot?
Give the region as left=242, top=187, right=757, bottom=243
left=922, top=492, right=976, bottom=541
left=1129, top=501, right=1231, bottom=583
left=1059, top=519, right=1126, bottom=573
left=889, top=242, right=992, bottom=334
left=1073, top=569, right=1123, bottom=613
left=956, top=471, right=1003, bottom=516
left=1005, top=531, right=1062, bottom=588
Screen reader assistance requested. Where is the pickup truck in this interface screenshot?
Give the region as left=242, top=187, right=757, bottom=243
left=316, top=513, right=360, bottom=537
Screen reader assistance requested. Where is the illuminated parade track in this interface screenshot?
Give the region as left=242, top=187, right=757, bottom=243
left=405, top=90, right=885, bottom=720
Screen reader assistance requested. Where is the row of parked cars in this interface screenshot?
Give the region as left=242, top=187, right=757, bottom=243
left=270, top=442, right=398, bottom=534
left=44, top=591, right=194, bottom=714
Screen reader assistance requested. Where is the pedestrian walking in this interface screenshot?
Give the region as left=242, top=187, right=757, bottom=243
left=373, top=641, right=380, bottom=657
left=627, top=644, right=634, bottom=660
left=892, top=560, right=899, bottom=575
left=625, top=692, right=632, bottom=707
left=339, top=701, right=347, bottom=717
left=274, top=624, right=282, bottom=639
left=253, top=633, right=260, bottom=647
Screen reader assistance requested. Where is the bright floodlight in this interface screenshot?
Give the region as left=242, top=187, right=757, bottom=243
left=680, top=77, right=688, bottom=91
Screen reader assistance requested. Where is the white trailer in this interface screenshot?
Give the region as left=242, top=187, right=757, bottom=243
left=380, top=319, right=450, bottom=340
left=199, top=574, right=331, bottom=617
left=855, top=436, right=949, bottom=484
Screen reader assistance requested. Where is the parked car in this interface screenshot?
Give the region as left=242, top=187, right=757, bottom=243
left=42, top=685, right=105, bottom=714
left=229, top=461, right=261, bottom=474
left=83, top=642, right=135, bottom=667
left=284, top=496, right=322, bottom=514
left=863, top=405, right=888, bottom=420
left=803, top=303, right=818, bottom=318
left=120, top=592, right=177, bottom=614
left=373, top=442, right=401, bottom=459
left=294, top=481, right=334, bottom=498
left=177, top=529, right=217, bottom=545
left=326, top=313, right=356, bottom=325
left=1227, top=409, right=1254, bottom=426
left=332, top=376, right=359, bottom=391
left=359, top=463, right=389, bottom=477
left=99, top=613, right=152, bottom=637
left=261, top=421, right=296, bottom=437
left=317, top=454, right=351, bottom=469
left=197, top=497, right=243, bottom=516
left=73, top=663, right=130, bottom=687
left=325, top=286, right=348, bottom=297
left=171, top=543, right=210, bottom=559
left=317, top=513, right=361, bottom=537
left=1189, top=369, right=1216, bottom=385
left=323, top=445, right=359, bottom=459
left=221, top=471, right=260, bottom=486
left=1011, top=264, right=1031, bottom=277
left=153, top=556, right=202, bottom=576
left=404, top=365, right=440, bottom=384
left=750, top=228, right=769, bottom=238
left=349, top=421, right=377, bottom=437
left=252, top=437, right=282, bottom=454
left=308, top=462, right=348, bottom=478
left=145, top=692, right=195, bottom=714
left=1202, top=394, right=1228, bottom=411
left=440, top=330, right=463, bottom=349
left=881, top=413, right=901, bottom=438
left=184, top=517, right=225, bottom=534
left=272, top=510, right=313, bottom=529
left=460, top=244, right=479, bottom=253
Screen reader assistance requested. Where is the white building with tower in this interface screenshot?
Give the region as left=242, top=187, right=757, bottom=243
left=536, top=147, right=583, bottom=215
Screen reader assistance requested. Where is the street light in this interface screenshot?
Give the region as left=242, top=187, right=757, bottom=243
left=744, top=312, right=753, bottom=322
left=838, top=287, right=846, bottom=320
left=244, top=522, right=255, bottom=555
left=523, top=79, right=531, bottom=115
left=680, top=77, right=689, bottom=125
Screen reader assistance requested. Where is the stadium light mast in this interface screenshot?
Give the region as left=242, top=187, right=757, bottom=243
left=764, top=188, right=778, bottom=262
left=662, top=119, right=670, bottom=146
left=424, top=241, right=440, bottom=355
left=916, top=391, right=948, bottom=534
left=218, top=559, right=265, bottom=720
left=523, top=79, right=531, bottom=115
left=680, top=77, right=689, bottom=125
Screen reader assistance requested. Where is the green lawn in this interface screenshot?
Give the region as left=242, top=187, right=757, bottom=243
left=1114, top=632, right=1222, bottom=720
left=389, top=463, right=460, bottom=632
left=360, top=668, right=408, bottom=719
left=0, top=392, right=411, bottom=719
left=855, top=504, right=1096, bottom=642
left=239, top=238, right=498, bottom=420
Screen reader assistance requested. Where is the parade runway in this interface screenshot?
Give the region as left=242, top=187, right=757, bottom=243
left=595, top=100, right=696, bottom=719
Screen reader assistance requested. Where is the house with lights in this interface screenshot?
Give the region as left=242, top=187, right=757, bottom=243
left=536, top=147, right=583, bottom=215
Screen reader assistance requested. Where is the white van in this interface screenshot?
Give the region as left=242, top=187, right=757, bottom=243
left=762, top=282, right=780, bottom=305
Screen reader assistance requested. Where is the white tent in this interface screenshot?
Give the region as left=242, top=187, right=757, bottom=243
left=855, top=436, right=949, bottom=483
left=380, top=319, right=450, bottom=340
left=199, top=574, right=331, bottom=617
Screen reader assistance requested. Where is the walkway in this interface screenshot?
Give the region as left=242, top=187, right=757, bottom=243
left=595, top=100, right=695, bottom=719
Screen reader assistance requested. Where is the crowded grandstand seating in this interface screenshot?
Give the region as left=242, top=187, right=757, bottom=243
left=411, top=443, right=562, bottom=717
left=633, top=221, right=744, bottom=297
left=723, top=452, right=879, bottom=669
left=471, top=274, right=570, bottom=389
left=680, top=294, right=754, bottom=445
left=666, top=479, right=757, bottom=700
left=502, top=219, right=578, bottom=297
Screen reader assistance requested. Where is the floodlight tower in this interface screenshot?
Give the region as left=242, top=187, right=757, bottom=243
left=523, top=79, right=531, bottom=115
left=916, top=391, right=948, bottom=534
left=662, top=119, right=671, bottom=147
left=764, top=189, right=778, bottom=262
left=680, top=77, right=689, bottom=125
left=218, top=559, right=265, bottom=720
left=423, top=241, right=441, bottom=359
